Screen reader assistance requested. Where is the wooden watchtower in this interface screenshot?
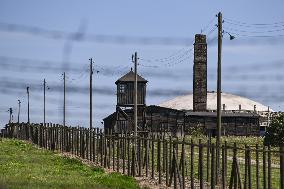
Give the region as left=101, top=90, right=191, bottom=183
left=114, top=69, right=148, bottom=133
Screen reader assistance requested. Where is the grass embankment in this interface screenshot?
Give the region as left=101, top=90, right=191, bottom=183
left=0, top=138, right=140, bottom=189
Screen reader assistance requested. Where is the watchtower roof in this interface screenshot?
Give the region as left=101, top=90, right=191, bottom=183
left=115, top=70, right=148, bottom=84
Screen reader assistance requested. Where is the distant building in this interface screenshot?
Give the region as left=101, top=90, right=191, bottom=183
left=104, top=34, right=275, bottom=137
left=159, top=92, right=263, bottom=136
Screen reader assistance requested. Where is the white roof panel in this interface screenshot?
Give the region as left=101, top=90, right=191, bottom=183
left=158, top=92, right=271, bottom=112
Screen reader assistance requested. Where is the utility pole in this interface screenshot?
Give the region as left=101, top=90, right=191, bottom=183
left=17, top=100, right=21, bottom=123
left=130, top=52, right=138, bottom=177
left=216, top=11, right=223, bottom=184
left=133, top=52, right=138, bottom=139
left=44, top=79, right=46, bottom=126
left=63, top=72, right=66, bottom=127
left=27, top=87, right=30, bottom=124
left=89, top=58, right=93, bottom=129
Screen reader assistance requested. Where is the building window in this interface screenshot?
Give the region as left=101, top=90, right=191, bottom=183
left=119, top=84, right=125, bottom=93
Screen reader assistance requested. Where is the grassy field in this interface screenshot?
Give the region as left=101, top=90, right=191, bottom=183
left=0, top=138, right=140, bottom=189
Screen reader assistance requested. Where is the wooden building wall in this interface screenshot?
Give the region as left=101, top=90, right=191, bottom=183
left=117, top=82, right=146, bottom=106
left=104, top=106, right=260, bottom=136
left=185, top=115, right=260, bottom=136
left=145, top=106, right=184, bottom=136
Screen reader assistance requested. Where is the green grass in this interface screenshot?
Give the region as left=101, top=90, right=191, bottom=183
left=0, top=138, right=140, bottom=189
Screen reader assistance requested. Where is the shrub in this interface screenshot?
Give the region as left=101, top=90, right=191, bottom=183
left=264, top=113, right=284, bottom=146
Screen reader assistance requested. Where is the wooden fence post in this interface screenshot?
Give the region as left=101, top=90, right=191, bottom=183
left=79, top=128, right=82, bottom=158
left=280, top=146, right=284, bottom=189
left=165, top=139, right=169, bottom=186
left=93, top=128, right=97, bottom=163
left=191, top=139, right=194, bottom=189
left=56, top=124, right=59, bottom=150
left=248, top=146, right=252, bottom=189
left=104, top=131, right=107, bottom=168
left=76, top=127, right=79, bottom=157
left=131, top=140, right=135, bottom=177
left=127, top=135, right=130, bottom=176
left=207, top=139, right=210, bottom=183
left=267, top=146, right=271, bottom=189
left=112, top=131, right=115, bottom=171
left=123, top=133, right=126, bottom=174
left=229, top=143, right=242, bottom=189
left=107, top=129, right=109, bottom=166
left=169, top=136, right=172, bottom=179
left=244, top=145, right=248, bottom=189
left=181, top=138, right=185, bottom=189
left=138, top=136, right=142, bottom=177
left=199, top=139, right=204, bottom=189
left=89, top=128, right=92, bottom=161
left=211, top=143, right=215, bottom=189
left=39, top=123, right=42, bottom=147
left=145, top=136, right=149, bottom=177
left=157, top=135, right=161, bottom=184
left=100, top=129, right=103, bottom=166
left=117, top=136, right=120, bottom=173
left=151, top=134, right=155, bottom=179
left=256, top=144, right=260, bottom=189
left=263, top=146, right=267, bottom=189
left=224, top=141, right=228, bottom=188
left=169, top=141, right=177, bottom=189
left=222, top=144, right=226, bottom=189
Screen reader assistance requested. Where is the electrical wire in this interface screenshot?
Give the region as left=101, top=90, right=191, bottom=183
left=224, top=17, right=284, bottom=27
left=139, top=15, right=217, bottom=64
left=223, top=31, right=284, bottom=38
left=139, top=26, right=218, bottom=68
left=223, top=27, right=284, bottom=34
left=0, top=22, right=196, bottom=46
left=139, top=27, right=212, bottom=64
left=222, top=18, right=284, bottom=38
left=0, top=55, right=133, bottom=78
left=201, top=16, right=217, bottom=34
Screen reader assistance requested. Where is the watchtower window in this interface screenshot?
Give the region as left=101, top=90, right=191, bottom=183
left=119, top=84, right=126, bottom=93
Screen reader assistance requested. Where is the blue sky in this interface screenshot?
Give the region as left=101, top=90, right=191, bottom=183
left=0, top=1, right=284, bottom=128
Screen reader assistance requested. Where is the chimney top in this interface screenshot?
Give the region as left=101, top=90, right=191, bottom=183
left=195, top=34, right=206, bottom=44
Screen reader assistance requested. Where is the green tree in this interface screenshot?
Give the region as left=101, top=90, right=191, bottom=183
left=264, top=113, right=284, bottom=146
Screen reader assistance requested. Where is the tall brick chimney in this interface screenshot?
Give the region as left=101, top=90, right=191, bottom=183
left=193, top=34, right=207, bottom=111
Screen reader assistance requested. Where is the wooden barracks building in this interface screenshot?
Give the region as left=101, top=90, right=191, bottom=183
left=104, top=34, right=272, bottom=136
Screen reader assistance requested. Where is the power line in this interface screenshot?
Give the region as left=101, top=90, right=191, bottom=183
left=224, top=20, right=284, bottom=29
left=0, top=22, right=195, bottom=46
left=201, top=16, right=217, bottom=34
left=222, top=18, right=284, bottom=38
left=139, top=29, right=218, bottom=68
left=0, top=55, right=132, bottom=77
left=223, top=26, right=284, bottom=34
left=0, top=15, right=218, bottom=71
left=223, top=31, right=284, bottom=38
left=224, top=17, right=284, bottom=27
left=1, top=80, right=282, bottom=101
left=138, top=15, right=218, bottom=63
left=140, top=26, right=216, bottom=64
